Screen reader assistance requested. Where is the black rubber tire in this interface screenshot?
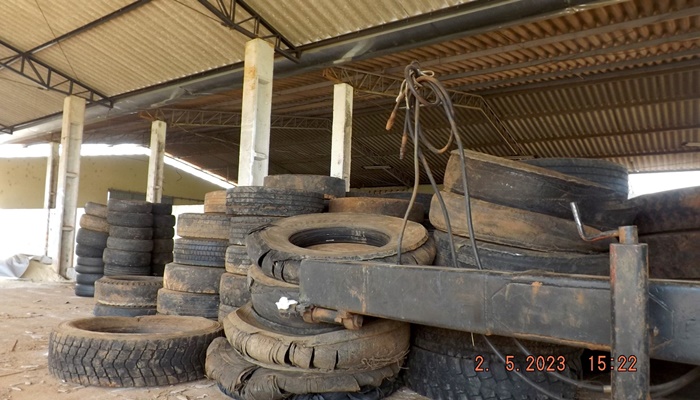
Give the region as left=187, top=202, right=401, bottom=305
left=218, top=304, right=237, bottom=323
left=94, top=275, right=163, bottom=307
left=177, top=213, right=230, bottom=240
left=204, top=190, right=227, bottom=214
left=84, top=202, right=108, bottom=218
left=229, top=216, right=282, bottom=245
left=74, top=283, right=95, bottom=297
left=151, top=251, right=174, bottom=265
left=107, top=211, right=154, bottom=228
left=223, top=304, right=409, bottom=371
left=328, top=197, right=424, bottom=223
left=153, top=214, right=176, bottom=228
left=48, top=315, right=222, bottom=387
left=641, top=231, right=700, bottom=279
left=225, top=245, right=253, bottom=274
left=153, top=226, right=175, bottom=239
left=150, top=202, right=173, bottom=215
left=103, top=264, right=152, bottom=276
left=79, top=214, right=109, bottom=233
left=151, top=263, right=166, bottom=277
left=157, top=288, right=219, bottom=319
left=93, top=303, right=157, bottom=317
left=348, top=191, right=433, bottom=220
left=163, top=263, right=225, bottom=294
left=219, top=272, right=250, bottom=307
left=633, top=186, right=700, bottom=234
left=244, top=300, right=342, bottom=336
left=107, top=199, right=152, bottom=213
left=153, top=238, right=174, bottom=253
left=103, top=248, right=152, bottom=267
left=76, top=256, right=104, bottom=267
left=226, top=187, right=325, bottom=217
left=109, top=225, right=153, bottom=240
left=75, top=228, right=108, bottom=248
left=173, top=238, right=228, bottom=267
left=525, top=158, right=628, bottom=196
left=106, top=237, right=153, bottom=252
left=76, top=273, right=102, bottom=286
left=248, top=265, right=338, bottom=333
left=75, top=244, right=105, bottom=258
left=206, top=337, right=401, bottom=400
left=431, top=229, right=609, bottom=275
left=246, top=213, right=435, bottom=284
left=406, top=326, right=581, bottom=400
left=263, top=175, right=346, bottom=199
left=74, top=264, right=104, bottom=274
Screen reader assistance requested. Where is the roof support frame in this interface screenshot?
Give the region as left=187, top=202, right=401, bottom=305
left=196, top=0, right=301, bottom=62
left=139, top=108, right=331, bottom=130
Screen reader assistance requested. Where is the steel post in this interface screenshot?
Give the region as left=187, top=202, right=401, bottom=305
left=330, top=83, right=353, bottom=191
left=146, top=120, right=166, bottom=203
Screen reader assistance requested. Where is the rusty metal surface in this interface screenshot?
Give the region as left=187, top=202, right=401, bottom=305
left=641, top=231, right=700, bottom=280
left=299, top=260, right=700, bottom=366
left=633, top=186, right=700, bottom=235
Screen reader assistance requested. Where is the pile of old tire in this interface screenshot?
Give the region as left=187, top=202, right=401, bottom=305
left=104, top=200, right=153, bottom=276
left=217, top=184, right=329, bottom=322
left=93, top=275, right=163, bottom=316
left=150, top=203, right=175, bottom=276
left=328, top=196, right=424, bottom=223
left=404, top=151, right=631, bottom=399
left=205, top=212, right=435, bottom=400
left=157, top=191, right=229, bottom=319
left=48, top=314, right=222, bottom=387
left=74, top=202, right=109, bottom=297
left=633, top=185, right=700, bottom=279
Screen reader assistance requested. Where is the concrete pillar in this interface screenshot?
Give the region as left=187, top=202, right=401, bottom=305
left=331, top=83, right=353, bottom=191
left=238, top=38, right=274, bottom=186
left=146, top=120, right=167, bottom=203
left=44, top=142, right=59, bottom=256
left=53, top=96, right=85, bottom=278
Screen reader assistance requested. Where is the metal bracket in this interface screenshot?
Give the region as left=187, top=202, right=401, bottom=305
left=299, top=305, right=364, bottom=330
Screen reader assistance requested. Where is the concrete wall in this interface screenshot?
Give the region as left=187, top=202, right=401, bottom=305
left=0, top=155, right=222, bottom=209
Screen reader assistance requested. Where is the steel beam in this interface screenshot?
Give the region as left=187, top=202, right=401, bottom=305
left=140, top=108, right=331, bottom=130
left=299, top=260, right=700, bottom=366
left=323, top=67, right=525, bottom=156
left=196, top=0, right=300, bottom=62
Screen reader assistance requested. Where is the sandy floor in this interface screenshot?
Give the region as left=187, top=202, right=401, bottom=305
left=0, top=278, right=425, bottom=400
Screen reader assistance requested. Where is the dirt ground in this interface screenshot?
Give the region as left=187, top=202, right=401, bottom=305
left=0, top=278, right=424, bottom=400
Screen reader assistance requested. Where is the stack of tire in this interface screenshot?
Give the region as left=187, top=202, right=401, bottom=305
left=104, top=200, right=154, bottom=276
left=633, top=185, right=700, bottom=279
left=405, top=151, right=635, bottom=399
left=74, top=202, right=109, bottom=297
left=93, top=275, right=163, bottom=317
left=150, top=203, right=175, bottom=276
left=156, top=191, right=229, bottom=320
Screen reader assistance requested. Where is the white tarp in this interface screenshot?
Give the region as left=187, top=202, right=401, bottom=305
left=0, top=254, right=31, bottom=278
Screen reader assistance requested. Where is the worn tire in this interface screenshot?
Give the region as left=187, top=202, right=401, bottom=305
left=84, top=202, right=108, bottom=218
left=164, top=263, right=225, bottom=294
left=153, top=226, right=175, bottom=239
left=79, top=214, right=109, bottom=233
left=153, top=238, right=174, bottom=253
left=109, top=225, right=153, bottom=240
left=74, top=283, right=95, bottom=297
left=152, top=251, right=174, bottom=265
left=75, top=264, right=104, bottom=274
left=106, top=237, right=153, bottom=252
left=329, top=197, right=424, bottom=223
left=157, top=288, right=219, bottom=319
left=206, top=337, right=401, bottom=400
left=76, top=256, right=104, bottom=267
left=642, top=231, right=700, bottom=279
left=229, top=216, right=282, bottom=245
left=103, top=263, right=152, bottom=276
left=48, top=315, right=222, bottom=387
left=107, top=199, right=152, bottom=213
left=204, top=190, right=228, bottom=214
left=633, top=186, right=700, bottom=234
left=264, top=175, right=346, bottom=199
left=153, top=214, right=176, bottom=228
left=525, top=158, right=628, bottom=196
left=246, top=213, right=435, bottom=284
left=150, top=203, right=173, bottom=215
left=173, top=238, right=228, bottom=267
left=248, top=265, right=337, bottom=333
left=225, top=245, right=253, bottom=274
left=429, top=191, right=611, bottom=253
left=177, top=213, right=230, bottom=240
left=93, top=304, right=157, bottom=317
left=224, top=304, right=409, bottom=371
left=103, top=248, right=151, bottom=267
left=226, top=187, right=325, bottom=217
left=406, top=325, right=580, bottom=400
left=219, top=272, right=250, bottom=307
left=75, top=272, right=103, bottom=285
left=94, top=275, right=163, bottom=307
left=431, top=229, right=609, bottom=275
left=76, top=228, right=108, bottom=248
left=218, top=304, right=237, bottom=323
left=151, top=263, right=166, bottom=277
left=107, top=211, right=154, bottom=228
left=75, top=244, right=105, bottom=258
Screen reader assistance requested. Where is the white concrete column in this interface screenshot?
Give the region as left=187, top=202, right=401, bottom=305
left=238, top=38, right=274, bottom=186
left=53, top=96, right=85, bottom=278
left=331, top=83, right=353, bottom=191
left=146, top=120, right=167, bottom=203
left=44, top=142, right=60, bottom=209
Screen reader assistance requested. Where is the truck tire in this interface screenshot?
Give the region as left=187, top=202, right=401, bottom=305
left=84, top=202, right=108, bottom=218
left=263, top=175, right=346, bottom=199
left=76, top=228, right=108, bottom=248
left=106, top=237, right=153, bottom=252
left=79, top=214, right=109, bottom=233
left=164, top=263, right=225, bottom=294
left=156, top=288, right=219, bottom=319
left=328, top=197, right=424, bottom=223
left=633, top=186, right=700, bottom=234
left=229, top=216, right=282, bottom=245
left=75, top=244, right=104, bottom=258
left=107, top=199, right=152, bottom=213
left=150, top=203, right=173, bottom=215
left=173, top=238, right=228, bottom=267
left=226, top=187, right=325, bottom=217
left=107, top=211, right=154, bottom=228
left=94, top=275, right=162, bottom=307
left=76, top=272, right=102, bottom=285
left=525, top=158, right=628, bottom=196
left=153, top=214, right=176, bottom=228
left=48, top=315, right=222, bottom=387
left=93, top=304, right=157, bottom=317
left=177, top=213, right=230, bottom=240
left=219, top=272, right=250, bottom=307
left=109, top=225, right=153, bottom=240
left=103, top=264, right=151, bottom=276
left=225, top=245, right=253, bottom=274
left=103, top=248, right=151, bottom=267
left=204, top=190, right=227, bottom=214
left=74, top=283, right=95, bottom=297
